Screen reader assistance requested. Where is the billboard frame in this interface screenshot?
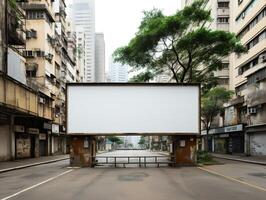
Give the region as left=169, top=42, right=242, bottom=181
left=66, top=83, right=201, bottom=136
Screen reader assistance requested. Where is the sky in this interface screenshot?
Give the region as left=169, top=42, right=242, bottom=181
left=67, top=0, right=181, bottom=71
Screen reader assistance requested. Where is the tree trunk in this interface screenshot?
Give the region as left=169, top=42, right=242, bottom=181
left=205, top=129, right=209, bottom=152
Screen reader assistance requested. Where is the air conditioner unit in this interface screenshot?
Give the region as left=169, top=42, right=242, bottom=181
left=39, top=97, right=46, bottom=104
left=249, top=107, right=257, bottom=114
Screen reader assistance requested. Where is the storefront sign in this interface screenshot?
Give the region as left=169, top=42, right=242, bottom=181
left=224, top=124, right=243, bottom=133
left=14, top=125, right=25, bottom=133
left=84, top=138, right=89, bottom=148
left=202, top=124, right=243, bottom=135
left=180, top=140, right=186, bottom=147
left=43, top=122, right=52, bottom=130
left=39, top=133, right=47, bottom=140
left=52, top=124, right=59, bottom=134
left=27, top=128, right=39, bottom=134
left=219, top=134, right=229, bottom=138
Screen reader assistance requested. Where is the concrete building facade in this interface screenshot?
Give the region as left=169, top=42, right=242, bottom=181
left=109, top=59, right=128, bottom=82
left=182, top=0, right=266, bottom=156
left=182, top=0, right=231, bottom=90
left=72, top=0, right=95, bottom=82
left=0, top=0, right=82, bottom=161
left=227, top=0, right=266, bottom=156
left=95, top=33, right=105, bottom=82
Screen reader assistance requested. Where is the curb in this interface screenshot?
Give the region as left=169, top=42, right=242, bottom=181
left=212, top=155, right=266, bottom=166
left=0, top=157, right=69, bottom=174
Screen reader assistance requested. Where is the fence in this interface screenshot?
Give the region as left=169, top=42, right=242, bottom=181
left=92, top=155, right=176, bottom=168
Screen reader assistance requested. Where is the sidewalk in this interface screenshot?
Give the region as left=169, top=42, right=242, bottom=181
left=212, top=153, right=266, bottom=165
left=0, top=154, right=69, bottom=173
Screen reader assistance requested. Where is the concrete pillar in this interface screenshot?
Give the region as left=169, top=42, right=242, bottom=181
left=70, top=136, right=96, bottom=167
left=244, top=131, right=250, bottom=156
left=212, top=137, right=215, bottom=152
left=173, top=135, right=197, bottom=166
left=9, top=115, right=15, bottom=160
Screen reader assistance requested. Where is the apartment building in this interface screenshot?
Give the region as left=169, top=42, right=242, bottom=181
left=225, top=0, right=266, bottom=156
left=75, top=27, right=86, bottom=83
left=72, top=0, right=96, bottom=82
left=95, top=33, right=105, bottom=82
left=0, top=0, right=82, bottom=161
left=109, top=58, right=128, bottom=82
left=0, top=0, right=54, bottom=161
left=182, top=0, right=266, bottom=156
left=182, top=0, right=231, bottom=90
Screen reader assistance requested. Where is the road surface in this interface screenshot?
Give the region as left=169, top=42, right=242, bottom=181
left=0, top=150, right=265, bottom=200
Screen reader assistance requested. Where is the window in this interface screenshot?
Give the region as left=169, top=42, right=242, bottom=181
left=238, top=51, right=266, bottom=75
left=236, top=0, right=259, bottom=23
left=26, top=70, right=36, bottom=77
left=246, top=30, right=266, bottom=50
left=217, top=17, right=229, bottom=23
left=218, top=2, right=229, bottom=8
left=247, top=67, right=266, bottom=85
left=27, top=11, right=45, bottom=20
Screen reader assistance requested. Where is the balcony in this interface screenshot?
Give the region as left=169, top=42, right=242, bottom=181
left=7, top=1, right=26, bottom=45
left=217, top=8, right=229, bottom=16
left=19, top=2, right=55, bottom=22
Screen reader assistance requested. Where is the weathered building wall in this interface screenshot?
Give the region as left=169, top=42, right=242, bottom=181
left=0, top=125, right=11, bottom=161
left=70, top=136, right=96, bottom=167
left=0, top=0, right=7, bottom=73
left=174, top=136, right=197, bottom=165
left=250, top=133, right=266, bottom=156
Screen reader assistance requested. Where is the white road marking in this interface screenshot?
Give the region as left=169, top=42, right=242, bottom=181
left=198, top=167, right=266, bottom=192
left=1, top=169, right=73, bottom=200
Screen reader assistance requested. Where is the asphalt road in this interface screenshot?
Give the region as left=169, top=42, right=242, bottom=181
left=0, top=150, right=265, bottom=200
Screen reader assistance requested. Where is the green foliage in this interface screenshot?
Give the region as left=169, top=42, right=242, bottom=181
left=107, top=136, right=123, bottom=145
left=201, top=87, right=233, bottom=131
left=138, top=136, right=146, bottom=145
left=113, top=0, right=246, bottom=90
left=129, top=70, right=156, bottom=82
left=8, top=0, right=17, bottom=9
left=197, top=150, right=213, bottom=164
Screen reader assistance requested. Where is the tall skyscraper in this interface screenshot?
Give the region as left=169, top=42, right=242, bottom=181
left=109, top=59, right=128, bottom=82
left=72, top=0, right=95, bottom=82
left=95, top=33, right=105, bottom=82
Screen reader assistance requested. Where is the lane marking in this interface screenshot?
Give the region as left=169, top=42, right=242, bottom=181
left=198, top=167, right=266, bottom=192
left=1, top=169, right=73, bottom=200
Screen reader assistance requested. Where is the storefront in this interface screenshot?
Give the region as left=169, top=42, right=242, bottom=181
left=202, top=124, right=245, bottom=154
left=15, top=126, right=39, bottom=159
left=51, top=124, right=67, bottom=155
left=246, top=124, right=266, bottom=156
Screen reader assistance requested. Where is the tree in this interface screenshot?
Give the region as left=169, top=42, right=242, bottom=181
left=201, top=87, right=233, bottom=151
left=106, top=136, right=123, bottom=150
left=138, top=136, right=146, bottom=149
left=114, top=0, right=246, bottom=92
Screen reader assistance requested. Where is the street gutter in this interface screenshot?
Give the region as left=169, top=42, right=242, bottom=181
left=0, top=157, right=70, bottom=174
left=212, top=155, right=266, bottom=166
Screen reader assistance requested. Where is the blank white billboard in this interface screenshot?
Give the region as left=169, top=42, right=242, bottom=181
left=67, top=84, right=200, bottom=135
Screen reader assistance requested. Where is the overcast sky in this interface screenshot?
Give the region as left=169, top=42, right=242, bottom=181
left=67, top=0, right=181, bottom=71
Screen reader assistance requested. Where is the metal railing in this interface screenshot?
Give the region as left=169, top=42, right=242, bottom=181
left=92, top=155, right=176, bottom=168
